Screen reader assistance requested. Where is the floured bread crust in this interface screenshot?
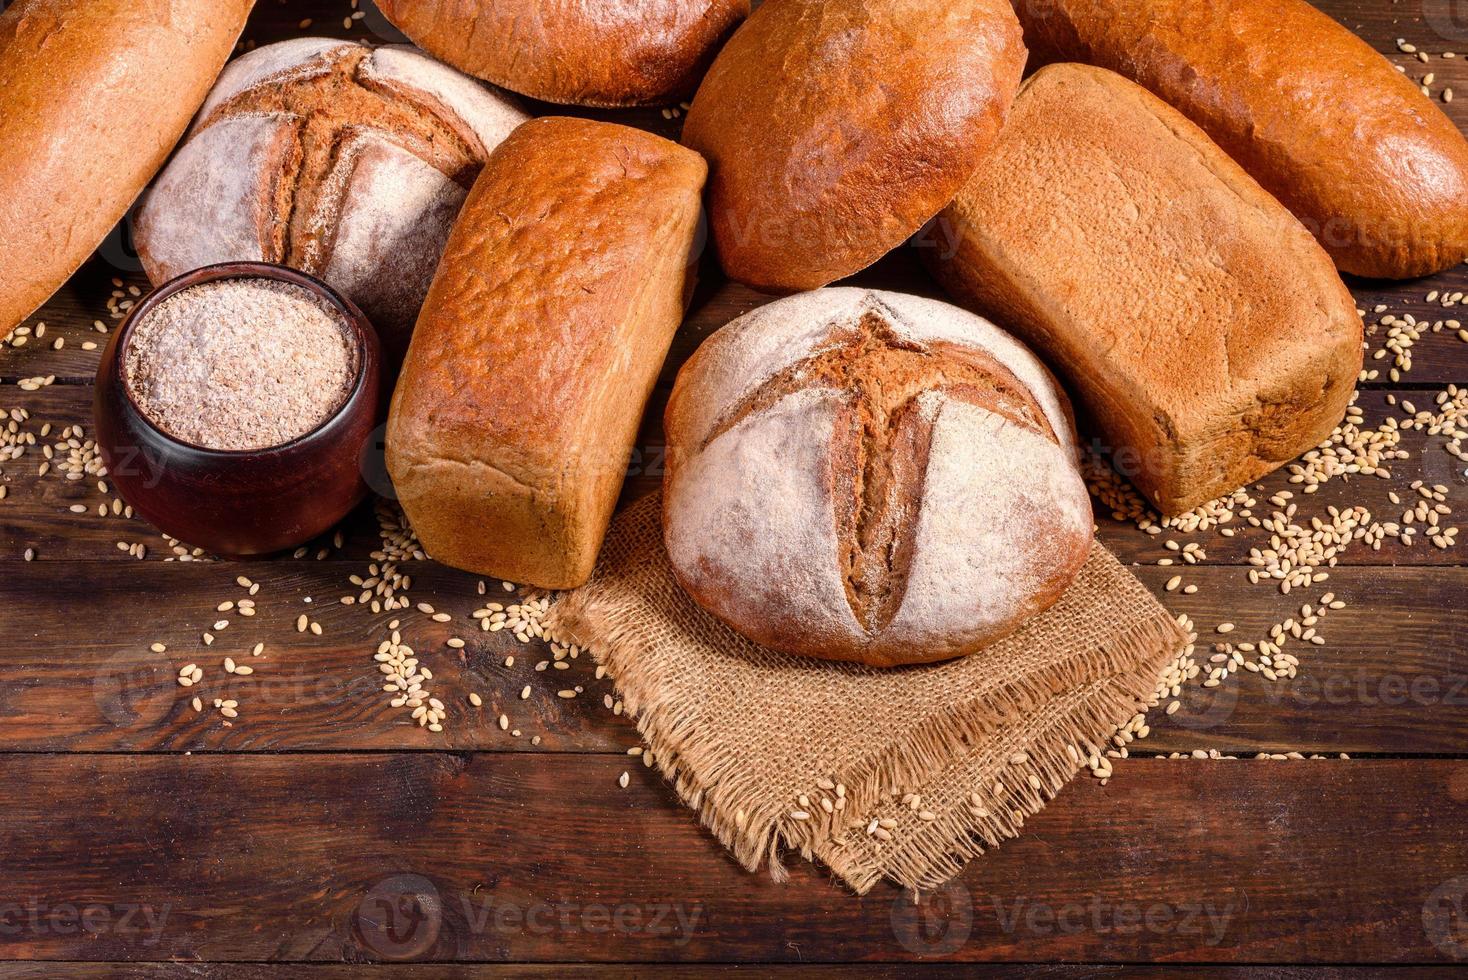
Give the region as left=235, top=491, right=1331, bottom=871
left=135, top=40, right=527, bottom=362
left=664, top=288, right=1093, bottom=667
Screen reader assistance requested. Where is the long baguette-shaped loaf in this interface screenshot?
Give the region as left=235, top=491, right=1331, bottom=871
left=0, top=0, right=253, bottom=332
left=375, top=0, right=748, bottom=107
left=1014, top=0, right=1468, bottom=279
left=386, top=118, right=707, bottom=588
left=927, top=65, right=1363, bottom=516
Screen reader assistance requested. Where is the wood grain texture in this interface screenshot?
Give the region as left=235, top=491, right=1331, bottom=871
left=0, top=560, right=1463, bottom=755
left=1, top=0, right=1468, bottom=970
left=0, top=969, right=1458, bottom=980
left=0, top=755, right=1463, bottom=963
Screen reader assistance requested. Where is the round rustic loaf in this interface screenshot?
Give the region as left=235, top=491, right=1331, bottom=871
left=681, top=0, right=1027, bottom=293
left=663, top=289, right=1093, bottom=668
left=375, top=0, right=749, bottom=107
left=134, top=39, right=527, bottom=362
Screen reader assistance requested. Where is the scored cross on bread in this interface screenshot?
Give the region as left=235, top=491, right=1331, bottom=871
left=135, top=39, right=527, bottom=361
left=186, top=44, right=489, bottom=273
left=693, top=311, right=1060, bottom=635
left=664, top=289, right=1093, bottom=667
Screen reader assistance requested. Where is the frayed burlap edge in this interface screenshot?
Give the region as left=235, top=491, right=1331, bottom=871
left=549, top=597, right=1179, bottom=893
left=822, top=660, right=1173, bottom=894
left=543, top=495, right=1186, bottom=894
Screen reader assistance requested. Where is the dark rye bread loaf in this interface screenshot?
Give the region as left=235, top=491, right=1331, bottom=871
left=926, top=65, right=1364, bottom=516
left=681, top=0, right=1027, bottom=293
left=375, top=0, right=749, bottom=107
left=0, top=0, right=251, bottom=334
left=663, top=289, right=1092, bottom=668
left=387, top=118, right=707, bottom=589
left=1015, top=0, right=1468, bottom=279
left=135, top=39, right=527, bottom=363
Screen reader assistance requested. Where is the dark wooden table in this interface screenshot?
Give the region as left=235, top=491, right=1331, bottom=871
left=4, top=0, right=1468, bottom=974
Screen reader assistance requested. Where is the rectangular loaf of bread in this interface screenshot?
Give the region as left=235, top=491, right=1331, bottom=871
left=926, top=64, right=1363, bottom=516
left=385, top=117, right=707, bottom=588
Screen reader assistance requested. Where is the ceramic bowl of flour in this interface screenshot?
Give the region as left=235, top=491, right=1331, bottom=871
left=94, top=262, right=383, bottom=558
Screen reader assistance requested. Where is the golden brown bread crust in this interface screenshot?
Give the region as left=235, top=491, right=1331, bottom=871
left=926, top=65, right=1364, bottom=516
left=1015, top=0, right=1468, bottom=280
left=385, top=117, right=707, bottom=589
left=375, top=0, right=748, bottom=107
left=681, top=0, right=1027, bottom=293
left=0, top=0, right=252, bottom=333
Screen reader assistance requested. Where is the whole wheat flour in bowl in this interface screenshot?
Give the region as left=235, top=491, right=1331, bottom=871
left=123, top=277, right=359, bottom=451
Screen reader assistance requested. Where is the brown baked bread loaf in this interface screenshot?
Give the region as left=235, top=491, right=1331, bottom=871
left=135, top=39, right=527, bottom=363
left=386, top=117, right=707, bottom=589
left=375, top=0, right=748, bottom=107
left=926, top=65, right=1363, bottom=516
left=663, top=288, right=1093, bottom=668
left=1015, top=0, right=1468, bottom=280
left=681, top=0, right=1026, bottom=293
left=0, top=0, right=251, bottom=334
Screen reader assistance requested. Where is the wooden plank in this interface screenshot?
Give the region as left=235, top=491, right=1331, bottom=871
left=0, top=560, right=1463, bottom=755
left=1316, top=0, right=1468, bottom=64
left=0, top=755, right=1461, bottom=963
left=0, top=557, right=625, bottom=753
left=0, top=259, right=134, bottom=384
left=0, top=967, right=1456, bottom=979
left=0, top=0, right=1461, bottom=972
left=1131, top=565, right=1468, bottom=756
left=4, top=380, right=1466, bottom=566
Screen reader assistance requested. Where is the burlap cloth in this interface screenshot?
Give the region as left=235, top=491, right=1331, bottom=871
left=545, top=493, right=1186, bottom=894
